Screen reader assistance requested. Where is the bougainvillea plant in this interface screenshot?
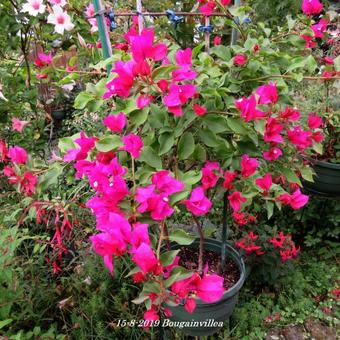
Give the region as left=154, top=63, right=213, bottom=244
left=1, top=0, right=339, bottom=325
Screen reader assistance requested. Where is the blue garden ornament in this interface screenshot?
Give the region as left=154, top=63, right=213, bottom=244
left=166, top=9, right=184, bottom=27
left=198, top=24, right=214, bottom=33
left=107, top=9, right=117, bottom=31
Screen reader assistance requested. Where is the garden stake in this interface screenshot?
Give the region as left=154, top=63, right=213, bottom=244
left=230, top=0, right=241, bottom=45
left=221, top=192, right=228, bottom=271
left=136, top=0, right=144, bottom=33
left=204, top=16, right=210, bottom=53
left=92, top=0, right=112, bottom=74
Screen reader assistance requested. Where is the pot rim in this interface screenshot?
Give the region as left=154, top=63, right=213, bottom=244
left=304, top=156, right=340, bottom=170
left=170, top=237, right=246, bottom=306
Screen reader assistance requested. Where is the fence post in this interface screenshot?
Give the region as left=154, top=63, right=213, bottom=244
left=204, top=16, right=210, bottom=53
left=230, top=0, right=241, bottom=45
left=92, top=0, right=112, bottom=73
left=136, top=0, right=144, bottom=33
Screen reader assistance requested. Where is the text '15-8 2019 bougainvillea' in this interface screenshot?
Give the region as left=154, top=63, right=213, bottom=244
left=1, top=0, right=339, bottom=327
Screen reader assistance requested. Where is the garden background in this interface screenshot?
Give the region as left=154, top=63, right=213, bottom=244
left=0, top=0, right=339, bottom=339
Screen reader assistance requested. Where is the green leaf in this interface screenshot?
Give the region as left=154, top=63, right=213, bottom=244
left=164, top=267, right=194, bottom=288
left=301, top=166, right=315, bottom=182
left=168, top=230, right=196, bottom=245
left=95, top=135, right=123, bottom=152
left=131, top=294, right=149, bottom=305
left=192, top=144, right=207, bottom=162
left=170, top=190, right=190, bottom=205
left=139, top=146, right=162, bottom=169
left=130, top=107, right=150, bottom=126
left=74, top=92, right=93, bottom=109
left=179, top=170, right=202, bottom=186
left=266, top=201, right=274, bottom=220
left=160, top=250, right=180, bottom=266
left=210, top=45, right=231, bottom=61
left=199, top=130, right=219, bottom=147
left=0, top=319, right=12, bottom=330
left=125, top=266, right=140, bottom=278
left=227, top=117, right=248, bottom=135
left=202, top=115, right=229, bottom=133
left=152, top=65, right=177, bottom=80
left=158, top=132, right=174, bottom=155
left=37, top=163, right=63, bottom=192
left=282, top=167, right=302, bottom=186
left=178, top=132, right=195, bottom=160
left=334, top=55, right=340, bottom=72
left=58, top=136, right=76, bottom=153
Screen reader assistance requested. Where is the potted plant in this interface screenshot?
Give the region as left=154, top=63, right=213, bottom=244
left=302, top=90, right=340, bottom=197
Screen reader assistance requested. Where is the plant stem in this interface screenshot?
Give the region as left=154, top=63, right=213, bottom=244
left=156, top=221, right=165, bottom=259
left=193, top=215, right=204, bottom=274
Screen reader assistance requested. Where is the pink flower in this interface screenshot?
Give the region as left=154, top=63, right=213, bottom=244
left=90, top=231, right=128, bottom=273
left=277, top=189, right=309, bottom=210
left=8, top=146, right=28, bottom=164
left=47, top=5, right=75, bottom=35
left=221, top=0, right=232, bottom=6
left=144, top=307, right=159, bottom=324
left=311, top=18, right=328, bottom=39
left=21, top=0, right=46, bottom=17
left=136, top=94, right=154, bottom=109
left=122, top=134, right=143, bottom=158
left=197, top=274, right=224, bottom=303
left=151, top=170, right=184, bottom=196
left=21, top=171, right=37, bottom=195
left=213, top=36, right=222, bottom=45
left=199, top=1, right=216, bottom=16
left=302, top=0, right=323, bottom=15
left=301, top=35, right=317, bottom=49
left=235, top=95, right=266, bottom=122
left=129, top=28, right=167, bottom=62
left=132, top=242, right=160, bottom=274
left=256, top=82, right=278, bottom=105
left=157, top=79, right=169, bottom=93
left=201, top=161, right=221, bottom=189
left=182, top=187, right=212, bottom=216
left=193, top=104, right=207, bottom=116
left=34, top=52, right=52, bottom=67
left=163, top=84, right=196, bottom=116
left=104, top=61, right=136, bottom=99
left=0, top=140, right=8, bottom=162
left=233, top=54, right=247, bottom=66
left=135, top=185, right=174, bottom=221
left=228, top=191, right=247, bottom=212
left=255, top=173, right=272, bottom=192
left=307, top=113, right=323, bottom=129
left=131, top=222, right=150, bottom=250
left=263, top=147, right=283, bottom=161
left=279, top=106, right=301, bottom=121
left=103, top=113, right=127, bottom=132
left=264, top=118, right=283, bottom=143
left=184, top=298, right=197, bottom=314
left=287, top=126, right=312, bottom=151
left=312, top=131, right=324, bottom=143
left=324, top=57, right=334, bottom=65
left=12, top=118, right=29, bottom=133
left=222, top=171, right=237, bottom=190
left=290, top=189, right=309, bottom=209
left=172, top=48, right=197, bottom=81
left=240, top=154, right=258, bottom=177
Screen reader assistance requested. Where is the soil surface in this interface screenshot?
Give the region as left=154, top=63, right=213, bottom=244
left=178, top=246, right=240, bottom=290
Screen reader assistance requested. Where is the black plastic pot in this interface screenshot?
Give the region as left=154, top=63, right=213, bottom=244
left=167, top=238, right=246, bottom=336
left=51, top=109, right=66, bottom=121
left=303, top=158, right=340, bottom=197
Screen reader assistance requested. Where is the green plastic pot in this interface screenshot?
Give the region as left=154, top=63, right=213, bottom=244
left=303, top=158, right=340, bottom=197
left=166, top=238, right=246, bottom=336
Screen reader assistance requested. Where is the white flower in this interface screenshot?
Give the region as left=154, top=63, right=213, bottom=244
left=61, top=80, right=76, bottom=92
left=49, top=0, right=67, bottom=7
left=47, top=5, right=74, bottom=35
left=21, top=0, right=46, bottom=17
